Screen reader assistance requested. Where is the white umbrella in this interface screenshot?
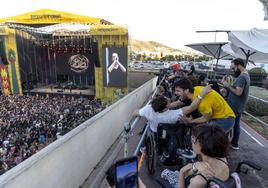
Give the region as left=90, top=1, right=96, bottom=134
left=185, top=42, right=232, bottom=59
left=222, top=28, right=268, bottom=64
left=221, top=43, right=256, bottom=65
left=185, top=42, right=233, bottom=75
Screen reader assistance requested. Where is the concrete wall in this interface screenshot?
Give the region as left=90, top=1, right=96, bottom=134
left=0, top=77, right=158, bottom=188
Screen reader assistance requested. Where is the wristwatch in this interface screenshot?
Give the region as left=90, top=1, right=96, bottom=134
left=197, top=95, right=203, bottom=100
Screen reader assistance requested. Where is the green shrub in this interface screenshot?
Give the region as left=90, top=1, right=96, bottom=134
left=249, top=67, right=267, bottom=87
left=246, top=86, right=268, bottom=116
left=249, top=67, right=266, bottom=74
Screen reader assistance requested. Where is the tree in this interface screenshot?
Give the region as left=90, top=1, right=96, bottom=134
left=136, top=54, right=142, bottom=61
left=141, top=53, right=146, bottom=61
left=129, top=52, right=136, bottom=60
left=166, top=55, right=175, bottom=61
left=152, top=54, right=158, bottom=61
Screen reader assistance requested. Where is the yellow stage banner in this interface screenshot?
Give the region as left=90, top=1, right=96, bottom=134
left=0, top=9, right=104, bottom=25
left=91, top=25, right=128, bottom=36
left=0, top=64, right=11, bottom=95
left=5, top=28, right=22, bottom=95
left=0, top=26, right=7, bottom=35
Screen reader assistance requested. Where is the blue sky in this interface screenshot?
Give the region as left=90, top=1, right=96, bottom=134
left=0, top=0, right=267, bottom=51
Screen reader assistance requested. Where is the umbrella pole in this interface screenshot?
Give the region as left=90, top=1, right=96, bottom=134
left=214, top=58, right=219, bottom=79
left=213, top=44, right=223, bottom=79
left=245, top=55, right=249, bottom=67
left=240, top=48, right=255, bottom=68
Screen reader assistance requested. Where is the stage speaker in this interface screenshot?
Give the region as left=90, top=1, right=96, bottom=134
left=0, top=39, right=8, bottom=64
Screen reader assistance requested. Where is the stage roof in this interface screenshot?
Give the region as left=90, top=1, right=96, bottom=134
left=0, top=9, right=128, bottom=36
left=39, top=23, right=91, bottom=34
left=29, top=23, right=128, bottom=36
left=0, top=9, right=112, bottom=25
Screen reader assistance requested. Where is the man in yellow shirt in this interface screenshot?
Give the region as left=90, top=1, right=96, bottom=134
left=174, top=78, right=235, bottom=132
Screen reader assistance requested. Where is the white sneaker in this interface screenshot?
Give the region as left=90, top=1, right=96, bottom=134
left=231, top=144, right=239, bottom=150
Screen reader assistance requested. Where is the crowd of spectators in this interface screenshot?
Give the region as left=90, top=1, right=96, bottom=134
left=0, top=95, right=104, bottom=174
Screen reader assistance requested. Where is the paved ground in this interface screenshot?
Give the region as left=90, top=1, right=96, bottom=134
left=83, top=117, right=268, bottom=188
left=227, top=122, right=268, bottom=188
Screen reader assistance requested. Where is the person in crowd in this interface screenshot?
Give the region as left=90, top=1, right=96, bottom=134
left=156, top=85, right=169, bottom=97
left=0, top=160, right=8, bottom=175
left=222, top=58, right=250, bottom=150
left=198, top=74, right=208, bottom=86
left=174, top=78, right=235, bottom=133
left=0, top=95, right=105, bottom=173
left=179, top=124, right=230, bottom=188
left=187, top=62, right=196, bottom=76
left=208, top=80, right=221, bottom=96
left=168, top=75, right=202, bottom=111
left=167, top=69, right=187, bottom=82
left=132, top=85, right=212, bottom=135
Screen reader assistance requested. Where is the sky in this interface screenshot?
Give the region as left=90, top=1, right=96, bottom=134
left=0, top=0, right=267, bottom=52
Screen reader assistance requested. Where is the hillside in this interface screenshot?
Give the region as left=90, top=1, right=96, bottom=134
left=129, top=39, right=184, bottom=54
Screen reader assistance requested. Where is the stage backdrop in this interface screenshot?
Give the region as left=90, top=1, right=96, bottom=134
left=102, top=47, right=127, bottom=88
left=56, top=52, right=95, bottom=85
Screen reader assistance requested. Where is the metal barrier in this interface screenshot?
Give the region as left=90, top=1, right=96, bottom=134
left=243, top=111, right=268, bottom=128
left=243, top=95, right=268, bottom=128
left=133, top=75, right=166, bottom=156
left=89, top=75, right=165, bottom=188
left=248, top=95, right=268, bottom=105
left=133, top=125, right=149, bottom=155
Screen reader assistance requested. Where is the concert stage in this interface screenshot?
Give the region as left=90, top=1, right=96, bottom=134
left=0, top=9, right=129, bottom=101
left=28, top=85, right=95, bottom=98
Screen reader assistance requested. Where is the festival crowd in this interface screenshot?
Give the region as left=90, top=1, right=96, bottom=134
left=0, top=95, right=104, bottom=174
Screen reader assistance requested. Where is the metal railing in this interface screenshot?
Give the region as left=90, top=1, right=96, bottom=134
left=133, top=76, right=166, bottom=156
left=243, top=111, right=268, bottom=128
left=248, top=95, right=268, bottom=105
left=243, top=95, right=268, bottom=129
left=89, top=75, right=165, bottom=188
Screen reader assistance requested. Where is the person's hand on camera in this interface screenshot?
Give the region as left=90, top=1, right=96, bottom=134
left=222, top=80, right=230, bottom=88
left=221, top=77, right=230, bottom=88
